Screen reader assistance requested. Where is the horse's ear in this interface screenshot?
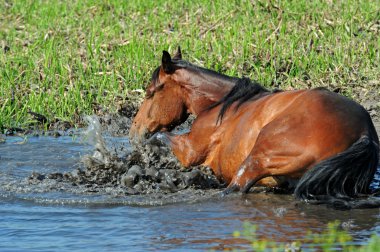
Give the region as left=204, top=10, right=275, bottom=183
left=162, top=50, right=174, bottom=73
left=172, top=46, right=182, bottom=60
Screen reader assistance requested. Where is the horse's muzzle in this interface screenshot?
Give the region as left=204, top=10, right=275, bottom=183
left=129, top=124, right=150, bottom=145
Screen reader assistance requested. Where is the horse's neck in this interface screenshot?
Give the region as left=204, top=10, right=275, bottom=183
left=200, top=74, right=236, bottom=99
left=181, top=72, right=237, bottom=115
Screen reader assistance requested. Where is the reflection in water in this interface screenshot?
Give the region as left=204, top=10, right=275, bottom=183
left=0, top=135, right=379, bottom=251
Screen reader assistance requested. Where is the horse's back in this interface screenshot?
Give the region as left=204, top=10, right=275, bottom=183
left=299, top=88, right=378, bottom=145
left=259, top=88, right=378, bottom=161
left=200, top=87, right=378, bottom=183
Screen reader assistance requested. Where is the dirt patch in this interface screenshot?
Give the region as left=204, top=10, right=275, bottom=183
left=355, top=89, right=380, bottom=136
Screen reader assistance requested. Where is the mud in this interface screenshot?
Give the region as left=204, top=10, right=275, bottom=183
left=27, top=109, right=220, bottom=196
left=356, top=90, right=380, bottom=136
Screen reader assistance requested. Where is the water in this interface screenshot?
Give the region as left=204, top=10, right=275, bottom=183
left=1, top=135, right=380, bottom=251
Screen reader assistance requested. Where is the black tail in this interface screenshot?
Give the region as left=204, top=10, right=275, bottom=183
left=294, top=135, right=380, bottom=210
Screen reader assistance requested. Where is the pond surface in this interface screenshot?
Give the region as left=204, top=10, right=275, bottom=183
left=1, top=135, right=380, bottom=251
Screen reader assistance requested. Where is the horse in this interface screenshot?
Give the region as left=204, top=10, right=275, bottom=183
left=129, top=49, right=380, bottom=209
left=129, top=47, right=237, bottom=140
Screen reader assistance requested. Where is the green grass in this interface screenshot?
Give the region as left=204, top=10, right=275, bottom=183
left=1, top=0, right=379, bottom=130
left=233, top=221, right=380, bottom=251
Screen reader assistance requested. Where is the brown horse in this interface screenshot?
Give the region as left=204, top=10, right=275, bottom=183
left=129, top=50, right=380, bottom=209
left=129, top=47, right=238, bottom=141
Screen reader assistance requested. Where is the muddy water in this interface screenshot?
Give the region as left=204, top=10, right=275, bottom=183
left=1, top=132, right=380, bottom=251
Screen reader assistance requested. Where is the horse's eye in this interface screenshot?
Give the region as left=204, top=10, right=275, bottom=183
left=145, top=83, right=164, bottom=99
left=145, top=91, right=153, bottom=99
left=146, top=84, right=156, bottom=98
left=155, top=83, right=164, bottom=91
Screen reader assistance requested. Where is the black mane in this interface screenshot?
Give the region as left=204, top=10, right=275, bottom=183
left=151, top=59, right=237, bottom=85
left=209, top=77, right=271, bottom=124
left=174, top=59, right=237, bottom=82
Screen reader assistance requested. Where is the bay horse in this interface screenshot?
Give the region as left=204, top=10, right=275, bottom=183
left=129, top=47, right=237, bottom=140
left=129, top=49, right=380, bottom=209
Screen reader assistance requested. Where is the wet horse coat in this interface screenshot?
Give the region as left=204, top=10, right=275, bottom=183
left=130, top=50, right=380, bottom=208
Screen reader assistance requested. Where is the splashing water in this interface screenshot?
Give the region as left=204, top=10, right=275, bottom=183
left=73, top=114, right=222, bottom=196
left=82, top=115, right=114, bottom=166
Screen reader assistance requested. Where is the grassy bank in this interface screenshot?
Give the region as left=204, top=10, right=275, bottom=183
left=233, top=221, right=380, bottom=251
left=1, top=0, right=379, bottom=130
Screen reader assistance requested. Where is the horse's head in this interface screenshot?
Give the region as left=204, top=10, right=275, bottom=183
left=129, top=48, right=189, bottom=142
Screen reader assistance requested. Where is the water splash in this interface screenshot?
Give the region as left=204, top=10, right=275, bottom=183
left=77, top=114, right=221, bottom=195
left=0, top=113, right=222, bottom=206
left=82, top=115, right=112, bottom=165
